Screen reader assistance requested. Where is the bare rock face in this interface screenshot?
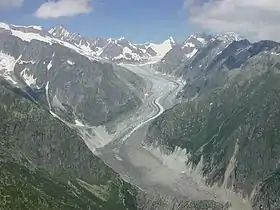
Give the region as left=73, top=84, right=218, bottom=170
left=0, top=27, right=146, bottom=128
left=147, top=45, right=280, bottom=209
left=49, top=26, right=176, bottom=64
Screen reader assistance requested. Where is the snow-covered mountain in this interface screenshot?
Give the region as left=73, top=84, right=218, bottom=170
left=214, top=32, right=244, bottom=43
left=155, top=33, right=212, bottom=74
left=48, top=26, right=176, bottom=64
left=0, top=22, right=103, bottom=63
left=0, top=22, right=244, bottom=68
left=147, top=37, right=176, bottom=57
left=0, top=21, right=147, bottom=129
left=155, top=32, right=245, bottom=75
left=0, top=23, right=176, bottom=65
left=135, top=37, right=176, bottom=64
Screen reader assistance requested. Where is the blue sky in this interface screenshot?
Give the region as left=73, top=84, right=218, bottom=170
left=0, top=0, right=195, bottom=43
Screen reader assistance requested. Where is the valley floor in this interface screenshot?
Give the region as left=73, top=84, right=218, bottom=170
left=96, top=65, right=252, bottom=209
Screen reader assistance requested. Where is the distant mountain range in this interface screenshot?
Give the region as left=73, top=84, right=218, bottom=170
left=0, top=22, right=176, bottom=65
left=49, top=26, right=176, bottom=64
left=155, top=32, right=245, bottom=76
left=0, top=22, right=246, bottom=66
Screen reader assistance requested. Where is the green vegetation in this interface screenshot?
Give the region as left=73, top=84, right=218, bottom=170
left=0, top=84, right=139, bottom=210
left=147, top=56, right=280, bottom=207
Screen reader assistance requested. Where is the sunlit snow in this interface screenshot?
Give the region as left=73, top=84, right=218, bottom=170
left=185, top=48, right=198, bottom=58
left=67, top=60, right=75, bottom=65
left=0, top=22, right=10, bottom=30
left=149, top=37, right=174, bottom=57
left=0, top=22, right=99, bottom=62
left=47, top=60, right=52, bottom=70
left=0, top=52, right=21, bottom=86
left=20, top=68, right=38, bottom=88
left=182, top=42, right=195, bottom=49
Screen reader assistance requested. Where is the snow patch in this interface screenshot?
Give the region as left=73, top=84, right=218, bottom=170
left=48, top=28, right=55, bottom=34
left=11, top=24, right=43, bottom=31
left=0, top=22, right=10, bottom=30
left=45, top=81, right=51, bottom=110
left=215, top=32, right=244, bottom=42
left=185, top=48, right=198, bottom=58
left=149, top=38, right=174, bottom=57
left=0, top=52, right=21, bottom=86
left=67, top=60, right=75, bottom=65
left=114, top=154, right=123, bottom=161
left=47, top=60, right=52, bottom=70
left=11, top=30, right=53, bottom=44
left=79, top=42, right=92, bottom=54
left=31, top=26, right=43, bottom=31
left=18, top=60, right=36, bottom=65
left=75, top=119, right=85, bottom=127
left=95, top=47, right=104, bottom=56
left=182, top=42, right=195, bottom=49
left=20, top=68, right=38, bottom=88
left=197, top=37, right=207, bottom=44
left=123, top=47, right=133, bottom=54
left=129, top=43, right=137, bottom=50
left=113, top=47, right=142, bottom=61
left=271, top=52, right=280, bottom=56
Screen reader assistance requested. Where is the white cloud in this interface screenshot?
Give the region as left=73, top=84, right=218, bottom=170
left=35, top=0, right=92, bottom=19
left=184, top=0, right=280, bottom=41
left=0, top=0, right=23, bottom=8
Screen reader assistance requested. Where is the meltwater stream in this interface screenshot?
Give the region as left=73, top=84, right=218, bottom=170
left=46, top=63, right=252, bottom=209
left=97, top=65, right=253, bottom=210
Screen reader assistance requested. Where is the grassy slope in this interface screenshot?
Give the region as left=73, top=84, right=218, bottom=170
left=0, top=83, right=139, bottom=210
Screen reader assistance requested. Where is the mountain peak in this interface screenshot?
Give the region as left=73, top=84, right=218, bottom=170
left=147, top=38, right=176, bottom=59
left=185, top=33, right=212, bottom=45
left=215, top=32, right=244, bottom=42
left=48, top=25, right=83, bottom=44
left=118, top=36, right=126, bottom=41
left=49, top=25, right=71, bottom=36
left=182, top=33, right=210, bottom=50
left=166, top=37, right=176, bottom=46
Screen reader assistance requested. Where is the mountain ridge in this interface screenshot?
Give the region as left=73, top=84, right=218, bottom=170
left=0, top=22, right=248, bottom=66
left=48, top=25, right=176, bottom=64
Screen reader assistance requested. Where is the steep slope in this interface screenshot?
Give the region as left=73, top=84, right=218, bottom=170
left=156, top=33, right=211, bottom=75
left=0, top=25, right=145, bottom=129
left=146, top=48, right=280, bottom=209
left=0, top=22, right=104, bottom=62
left=0, top=80, right=142, bottom=210
left=146, top=37, right=175, bottom=57
left=155, top=32, right=245, bottom=81
left=0, top=62, right=226, bottom=210
left=155, top=32, right=242, bottom=76
left=179, top=39, right=280, bottom=99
